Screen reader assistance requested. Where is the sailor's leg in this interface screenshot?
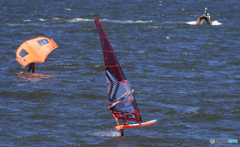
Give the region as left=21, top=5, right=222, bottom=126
left=122, top=119, right=128, bottom=125
left=120, top=129, right=124, bottom=136
left=115, top=118, right=120, bottom=126
left=32, top=63, right=35, bottom=73
left=28, top=66, right=30, bottom=73
left=139, top=115, right=142, bottom=123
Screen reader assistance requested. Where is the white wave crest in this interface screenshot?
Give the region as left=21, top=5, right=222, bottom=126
left=67, top=18, right=153, bottom=24
left=7, top=24, right=24, bottom=26
left=67, top=18, right=93, bottom=23
left=53, top=18, right=60, bottom=20
left=64, top=8, right=71, bottom=11
left=38, top=19, right=48, bottom=21
left=110, top=19, right=153, bottom=24
left=23, top=20, right=31, bottom=22
left=93, top=130, right=121, bottom=137
left=148, top=26, right=163, bottom=28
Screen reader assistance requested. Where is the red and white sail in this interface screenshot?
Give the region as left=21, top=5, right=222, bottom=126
left=94, top=18, right=142, bottom=122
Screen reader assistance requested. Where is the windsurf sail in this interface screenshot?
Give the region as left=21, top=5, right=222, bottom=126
left=16, top=37, right=58, bottom=67
left=94, top=18, right=142, bottom=122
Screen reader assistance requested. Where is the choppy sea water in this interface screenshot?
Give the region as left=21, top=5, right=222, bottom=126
left=0, top=0, right=240, bottom=146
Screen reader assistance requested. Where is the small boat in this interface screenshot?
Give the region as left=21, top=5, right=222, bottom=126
left=196, top=8, right=212, bottom=25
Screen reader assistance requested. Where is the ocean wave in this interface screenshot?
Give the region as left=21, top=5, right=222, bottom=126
left=38, top=19, right=48, bottom=22
left=53, top=18, right=60, bottom=20
left=23, top=20, right=31, bottom=22
left=64, top=8, right=71, bottom=11
left=148, top=26, right=163, bottom=28
left=67, top=18, right=93, bottom=23
left=110, top=19, right=153, bottom=24
left=6, top=23, right=24, bottom=26
left=67, top=18, right=153, bottom=24
left=93, top=130, right=121, bottom=137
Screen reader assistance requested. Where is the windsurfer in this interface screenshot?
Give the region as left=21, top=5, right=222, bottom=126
left=28, top=63, right=35, bottom=73
left=110, top=97, right=129, bottom=126
left=110, top=91, right=135, bottom=125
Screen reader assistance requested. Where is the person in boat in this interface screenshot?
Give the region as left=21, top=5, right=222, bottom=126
left=206, top=13, right=210, bottom=20
left=28, top=62, right=35, bottom=73
left=198, top=7, right=210, bottom=21
left=196, top=11, right=211, bottom=24
left=201, top=12, right=210, bottom=20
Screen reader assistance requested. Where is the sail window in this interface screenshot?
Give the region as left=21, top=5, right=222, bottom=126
left=19, top=49, right=28, bottom=58
left=37, top=39, right=49, bottom=46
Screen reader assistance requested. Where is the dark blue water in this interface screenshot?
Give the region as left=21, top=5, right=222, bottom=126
left=0, top=0, right=240, bottom=146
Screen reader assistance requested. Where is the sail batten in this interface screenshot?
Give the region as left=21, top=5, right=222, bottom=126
left=107, top=81, right=125, bottom=85
left=105, top=65, right=119, bottom=68
left=102, top=50, right=114, bottom=52
left=94, top=18, right=141, bottom=122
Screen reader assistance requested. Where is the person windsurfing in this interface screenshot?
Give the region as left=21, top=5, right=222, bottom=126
left=109, top=91, right=134, bottom=126
left=28, top=62, right=35, bottom=73
left=94, top=18, right=157, bottom=136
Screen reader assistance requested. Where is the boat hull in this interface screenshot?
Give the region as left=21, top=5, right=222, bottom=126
left=196, top=16, right=212, bottom=25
